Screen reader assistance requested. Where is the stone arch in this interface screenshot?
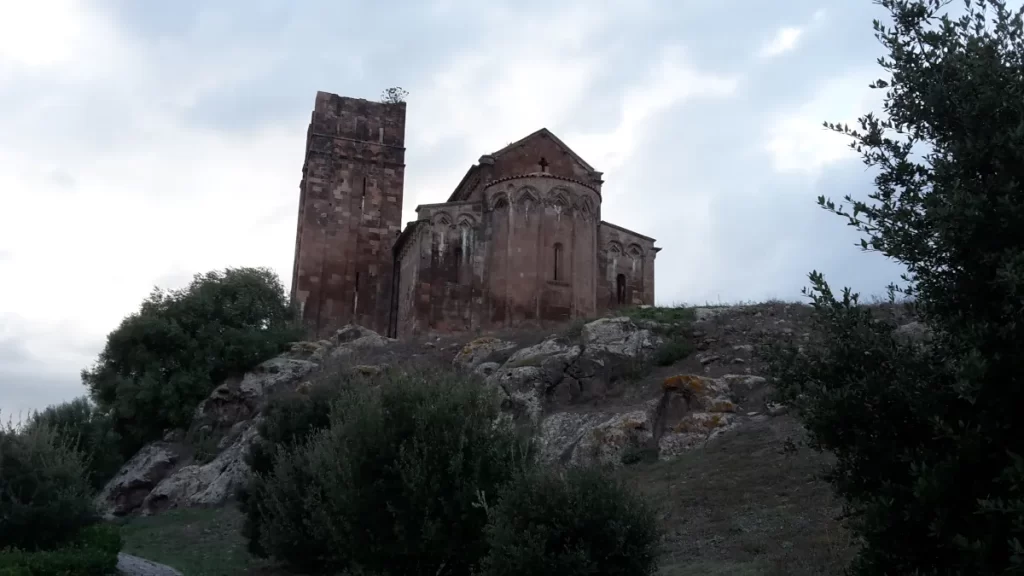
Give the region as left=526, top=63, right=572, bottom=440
left=513, top=186, right=540, bottom=206
left=577, top=196, right=595, bottom=220
left=456, top=213, right=476, bottom=228
left=548, top=186, right=572, bottom=208
left=489, top=192, right=510, bottom=211
left=627, top=243, right=644, bottom=258
left=607, top=240, right=623, bottom=255
left=431, top=211, right=453, bottom=227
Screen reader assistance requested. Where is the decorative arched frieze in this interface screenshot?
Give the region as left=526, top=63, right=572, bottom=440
left=431, top=211, right=453, bottom=227
left=576, top=196, right=595, bottom=220
left=607, top=240, right=623, bottom=255
left=547, top=186, right=572, bottom=207
left=627, top=243, right=644, bottom=258
left=456, top=213, right=477, bottom=228
left=513, top=186, right=540, bottom=205
left=488, top=192, right=510, bottom=211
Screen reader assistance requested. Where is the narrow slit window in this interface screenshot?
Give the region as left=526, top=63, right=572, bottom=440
left=616, top=274, right=626, bottom=305
left=353, top=272, right=361, bottom=315
left=553, top=243, right=563, bottom=281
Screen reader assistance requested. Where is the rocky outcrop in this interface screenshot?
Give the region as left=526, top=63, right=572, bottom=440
left=101, top=311, right=791, bottom=517
left=95, top=443, right=180, bottom=518
left=117, top=553, right=183, bottom=576
left=535, top=371, right=770, bottom=467
left=331, top=324, right=396, bottom=356
left=192, top=357, right=318, bottom=433
left=452, top=337, right=518, bottom=370
left=893, top=321, right=933, bottom=347
left=98, top=325, right=396, bottom=518
left=142, top=421, right=259, bottom=514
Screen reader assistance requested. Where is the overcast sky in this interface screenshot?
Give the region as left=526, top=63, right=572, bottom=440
left=0, top=0, right=914, bottom=416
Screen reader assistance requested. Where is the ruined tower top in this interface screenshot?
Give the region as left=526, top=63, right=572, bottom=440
left=291, top=91, right=409, bottom=339
left=308, top=91, right=407, bottom=151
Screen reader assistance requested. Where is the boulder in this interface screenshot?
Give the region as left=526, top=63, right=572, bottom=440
left=894, top=321, right=933, bottom=347
left=473, top=361, right=501, bottom=378
left=657, top=412, right=739, bottom=459
left=330, top=324, right=395, bottom=357
left=117, top=553, right=184, bottom=576
left=143, top=421, right=260, bottom=514
left=452, top=337, right=518, bottom=370
left=538, top=400, right=659, bottom=468
left=488, top=338, right=582, bottom=407
left=95, top=442, right=180, bottom=518
left=192, top=357, right=318, bottom=432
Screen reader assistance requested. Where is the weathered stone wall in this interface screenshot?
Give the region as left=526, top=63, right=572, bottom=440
left=597, top=222, right=657, bottom=313
left=481, top=176, right=600, bottom=329
left=291, top=92, right=406, bottom=339
left=395, top=202, right=487, bottom=338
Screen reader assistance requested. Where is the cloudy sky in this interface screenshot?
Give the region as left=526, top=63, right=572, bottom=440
left=0, top=0, right=912, bottom=416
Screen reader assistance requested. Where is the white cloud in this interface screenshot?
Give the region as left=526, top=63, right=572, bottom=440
left=567, top=45, right=739, bottom=177
left=764, top=68, right=881, bottom=175
left=0, top=2, right=306, bottom=406
left=758, top=26, right=804, bottom=59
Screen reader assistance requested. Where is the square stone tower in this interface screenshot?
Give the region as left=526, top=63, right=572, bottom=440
left=290, top=91, right=407, bottom=338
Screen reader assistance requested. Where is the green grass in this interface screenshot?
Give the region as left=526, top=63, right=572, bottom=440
left=619, top=305, right=696, bottom=325
left=117, top=507, right=280, bottom=576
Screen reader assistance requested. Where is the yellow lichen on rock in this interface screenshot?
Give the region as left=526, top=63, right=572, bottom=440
left=709, top=399, right=736, bottom=413
left=662, top=374, right=708, bottom=393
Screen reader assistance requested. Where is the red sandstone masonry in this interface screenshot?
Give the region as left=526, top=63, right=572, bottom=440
left=290, top=92, right=406, bottom=338
left=292, top=93, right=658, bottom=340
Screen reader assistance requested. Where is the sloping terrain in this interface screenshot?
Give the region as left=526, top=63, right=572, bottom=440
left=111, top=301, right=914, bottom=575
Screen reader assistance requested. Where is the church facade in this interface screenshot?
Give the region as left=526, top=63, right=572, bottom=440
left=290, top=91, right=659, bottom=340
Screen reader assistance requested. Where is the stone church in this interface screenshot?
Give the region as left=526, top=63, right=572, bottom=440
left=290, top=91, right=659, bottom=340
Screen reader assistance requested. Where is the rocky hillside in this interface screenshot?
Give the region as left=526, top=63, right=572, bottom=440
left=95, top=302, right=914, bottom=522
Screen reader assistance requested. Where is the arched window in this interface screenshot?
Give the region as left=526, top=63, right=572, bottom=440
left=616, top=274, right=626, bottom=305
left=553, top=243, right=564, bottom=281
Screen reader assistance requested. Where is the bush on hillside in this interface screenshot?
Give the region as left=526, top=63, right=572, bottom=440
left=0, top=523, right=122, bottom=576
left=764, top=1, right=1024, bottom=573
left=252, top=368, right=535, bottom=576
left=81, top=267, right=301, bottom=457
left=0, top=420, right=97, bottom=551
left=478, top=466, right=660, bottom=576
left=25, top=397, right=123, bottom=491
left=239, top=381, right=346, bottom=557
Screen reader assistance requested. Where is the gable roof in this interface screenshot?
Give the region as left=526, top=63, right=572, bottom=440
left=490, top=128, right=596, bottom=172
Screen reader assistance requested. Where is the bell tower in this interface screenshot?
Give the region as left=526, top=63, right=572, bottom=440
left=290, top=91, right=407, bottom=338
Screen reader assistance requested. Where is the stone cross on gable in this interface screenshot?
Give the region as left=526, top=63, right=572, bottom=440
left=538, top=157, right=549, bottom=173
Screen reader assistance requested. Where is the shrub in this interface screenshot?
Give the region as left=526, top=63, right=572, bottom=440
left=240, top=381, right=346, bottom=557
left=253, top=368, right=534, bottom=576
left=652, top=337, right=692, bottom=367
left=0, top=524, right=122, bottom=576
left=81, top=267, right=301, bottom=456
left=0, top=421, right=97, bottom=551
left=479, top=466, right=660, bottom=576
left=764, top=1, right=1024, bottom=574
left=25, top=397, right=124, bottom=491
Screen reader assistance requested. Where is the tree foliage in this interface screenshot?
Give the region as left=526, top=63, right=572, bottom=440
left=251, top=368, right=534, bottom=576
left=82, top=267, right=301, bottom=456
left=0, top=420, right=98, bottom=552
left=764, top=0, right=1024, bottom=573
left=380, top=86, right=409, bottom=104
left=25, top=397, right=123, bottom=491
left=479, top=466, right=661, bottom=576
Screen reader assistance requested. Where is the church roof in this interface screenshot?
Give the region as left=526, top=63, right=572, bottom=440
left=490, top=127, right=596, bottom=172
left=445, top=128, right=597, bottom=203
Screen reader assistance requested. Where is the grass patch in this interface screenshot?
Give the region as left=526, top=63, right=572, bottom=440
left=620, top=416, right=855, bottom=576
left=118, top=506, right=279, bottom=576
left=653, top=337, right=694, bottom=367
left=619, top=305, right=696, bottom=325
